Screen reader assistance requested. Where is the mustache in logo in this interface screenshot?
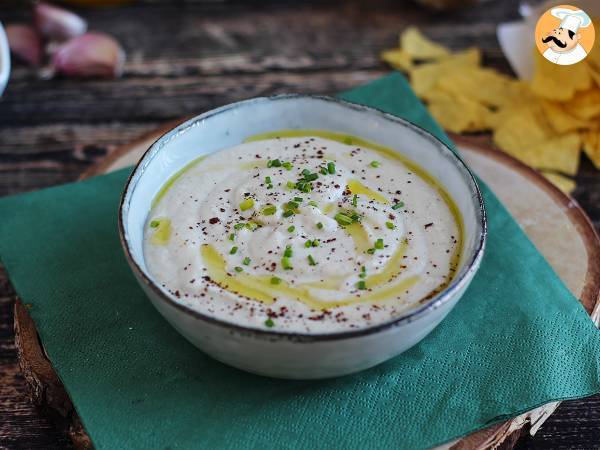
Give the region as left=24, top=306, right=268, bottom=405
left=542, top=35, right=567, bottom=48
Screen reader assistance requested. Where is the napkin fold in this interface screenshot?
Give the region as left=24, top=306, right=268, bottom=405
left=0, top=73, right=598, bottom=450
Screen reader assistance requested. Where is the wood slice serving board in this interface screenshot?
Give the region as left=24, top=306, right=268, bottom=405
left=13, top=127, right=600, bottom=450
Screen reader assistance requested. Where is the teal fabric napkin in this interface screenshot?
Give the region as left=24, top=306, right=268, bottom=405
left=1, top=73, right=599, bottom=450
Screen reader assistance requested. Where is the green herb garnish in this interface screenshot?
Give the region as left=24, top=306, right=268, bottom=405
left=375, top=239, right=384, bottom=249
left=234, top=223, right=246, bottom=230
left=239, top=198, right=254, bottom=211
left=229, top=233, right=235, bottom=241
left=270, top=276, right=282, bottom=285
left=284, top=245, right=293, bottom=258
left=242, top=257, right=251, bottom=266
left=392, top=201, right=405, bottom=210
left=281, top=257, right=293, bottom=270
left=304, top=240, right=312, bottom=248
left=234, top=266, right=243, bottom=273
left=334, top=212, right=353, bottom=226
left=316, top=222, right=323, bottom=230
left=265, top=318, right=275, bottom=327
left=357, top=280, right=367, bottom=290
left=369, top=161, right=380, bottom=168
left=311, top=239, right=320, bottom=247
left=262, top=204, right=277, bottom=215
left=327, top=161, right=336, bottom=174
left=352, top=194, right=358, bottom=207
left=386, top=221, right=395, bottom=230
left=149, top=220, right=160, bottom=228
left=308, top=255, right=317, bottom=266
left=230, top=246, right=238, bottom=255
left=282, top=161, right=293, bottom=171
left=287, top=225, right=295, bottom=233
left=282, top=210, right=294, bottom=218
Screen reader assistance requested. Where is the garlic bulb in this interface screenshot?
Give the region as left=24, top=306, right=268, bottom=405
left=6, top=24, right=43, bottom=66
left=34, top=2, right=87, bottom=41
left=50, top=32, right=125, bottom=78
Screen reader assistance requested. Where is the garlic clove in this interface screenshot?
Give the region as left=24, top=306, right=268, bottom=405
left=34, top=2, right=87, bottom=42
left=6, top=24, right=43, bottom=66
left=50, top=32, right=125, bottom=78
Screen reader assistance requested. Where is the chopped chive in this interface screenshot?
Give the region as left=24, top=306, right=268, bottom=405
left=301, top=169, right=311, bottom=176
left=262, top=204, right=277, bottom=215
left=284, top=245, right=293, bottom=258
left=375, top=238, right=384, bottom=249
left=287, top=181, right=296, bottom=189
left=311, top=239, right=320, bottom=247
left=293, top=196, right=303, bottom=202
left=369, top=160, right=380, bottom=168
left=359, top=266, right=367, bottom=279
left=234, top=223, right=245, bottom=230
left=386, top=221, right=395, bottom=230
left=230, top=246, right=238, bottom=255
left=149, top=220, right=160, bottom=228
left=300, top=183, right=312, bottom=193
left=308, top=255, right=317, bottom=266
left=308, top=201, right=318, bottom=207
left=282, top=210, right=294, bottom=218
left=242, top=257, right=251, bottom=266
left=327, top=161, right=336, bottom=174
left=270, top=276, right=282, bottom=285
left=334, top=212, right=353, bottom=226
left=357, top=280, right=367, bottom=290
left=281, top=257, right=293, bottom=270
left=367, top=248, right=376, bottom=254
left=282, top=161, right=293, bottom=171
left=392, top=201, right=405, bottom=210
left=316, top=222, right=323, bottom=230
left=352, top=194, right=358, bottom=207
left=265, top=318, right=275, bottom=327
left=303, top=173, right=318, bottom=182
left=304, top=240, right=312, bottom=248
left=271, top=159, right=282, bottom=167
left=234, top=266, right=243, bottom=273
left=267, top=160, right=273, bottom=168
left=265, top=176, right=272, bottom=184
left=320, top=167, right=328, bottom=175
left=286, top=201, right=299, bottom=210
left=239, top=198, right=254, bottom=211
left=287, top=225, right=295, bottom=233
left=229, top=233, right=235, bottom=241
left=245, top=222, right=259, bottom=231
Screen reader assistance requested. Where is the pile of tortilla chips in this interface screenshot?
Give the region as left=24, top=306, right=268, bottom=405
left=381, top=27, right=600, bottom=193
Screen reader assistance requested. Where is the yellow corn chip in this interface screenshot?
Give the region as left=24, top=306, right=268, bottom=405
left=582, top=130, right=600, bottom=169
left=502, top=133, right=581, bottom=175
left=541, top=171, right=576, bottom=194
left=380, top=49, right=414, bottom=72
left=563, top=88, right=600, bottom=120
left=541, top=101, right=594, bottom=133
left=493, top=106, right=555, bottom=153
left=530, top=52, right=592, bottom=101
left=425, top=89, right=493, bottom=133
left=400, top=27, right=450, bottom=60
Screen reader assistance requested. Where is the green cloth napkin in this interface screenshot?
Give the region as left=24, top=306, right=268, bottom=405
left=1, top=73, right=599, bottom=450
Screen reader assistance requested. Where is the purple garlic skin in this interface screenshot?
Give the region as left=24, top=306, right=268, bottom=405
left=51, top=32, right=125, bottom=78
left=34, top=2, right=87, bottom=42
left=6, top=24, right=43, bottom=66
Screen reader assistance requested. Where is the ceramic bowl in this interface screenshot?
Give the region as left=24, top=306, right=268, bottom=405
left=0, top=23, right=10, bottom=96
left=119, top=95, right=486, bottom=379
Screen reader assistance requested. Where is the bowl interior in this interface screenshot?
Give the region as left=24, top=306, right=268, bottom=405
left=121, top=95, right=485, bottom=320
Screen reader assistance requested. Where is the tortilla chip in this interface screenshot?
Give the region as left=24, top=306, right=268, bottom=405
left=501, top=133, right=581, bottom=175
left=541, top=101, right=595, bottom=134
left=563, top=88, right=600, bottom=120
left=582, top=130, right=600, bottom=169
left=425, top=89, right=493, bottom=133
left=380, top=49, right=414, bottom=72
left=400, top=27, right=450, bottom=60
left=530, top=52, right=592, bottom=101
left=541, top=172, right=576, bottom=194
left=493, top=106, right=555, bottom=153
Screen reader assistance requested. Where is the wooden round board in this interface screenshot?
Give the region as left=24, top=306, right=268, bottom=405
left=13, top=127, right=600, bottom=450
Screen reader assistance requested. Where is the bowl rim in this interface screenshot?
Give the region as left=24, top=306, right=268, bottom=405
left=119, top=94, right=487, bottom=342
left=0, top=23, right=11, bottom=97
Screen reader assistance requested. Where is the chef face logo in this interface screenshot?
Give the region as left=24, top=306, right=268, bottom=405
left=535, top=5, right=595, bottom=65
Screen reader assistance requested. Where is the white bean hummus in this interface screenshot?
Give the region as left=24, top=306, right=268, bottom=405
left=144, top=131, right=462, bottom=333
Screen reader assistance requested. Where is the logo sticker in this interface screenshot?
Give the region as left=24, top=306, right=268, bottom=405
left=535, top=4, right=595, bottom=66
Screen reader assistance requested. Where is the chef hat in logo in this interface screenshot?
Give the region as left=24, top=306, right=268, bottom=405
left=551, top=8, right=592, bottom=33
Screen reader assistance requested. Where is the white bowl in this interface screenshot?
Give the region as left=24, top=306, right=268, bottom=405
left=119, top=95, right=486, bottom=379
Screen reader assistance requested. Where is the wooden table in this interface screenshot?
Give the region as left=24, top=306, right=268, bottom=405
left=0, top=1, right=598, bottom=448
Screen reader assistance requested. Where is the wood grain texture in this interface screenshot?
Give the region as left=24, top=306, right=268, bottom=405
left=0, top=0, right=598, bottom=448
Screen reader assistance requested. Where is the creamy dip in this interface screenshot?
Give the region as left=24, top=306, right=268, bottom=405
left=143, top=130, right=462, bottom=333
